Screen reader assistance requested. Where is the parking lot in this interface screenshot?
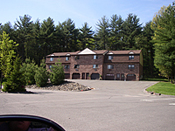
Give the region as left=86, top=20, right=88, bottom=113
left=1, top=80, right=175, bottom=131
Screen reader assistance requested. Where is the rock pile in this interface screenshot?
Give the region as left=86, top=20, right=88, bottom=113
left=26, top=81, right=92, bottom=91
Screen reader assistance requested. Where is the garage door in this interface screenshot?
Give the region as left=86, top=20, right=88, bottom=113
left=91, top=73, right=99, bottom=80
left=64, top=73, right=70, bottom=79
left=127, top=74, right=136, bottom=81
left=72, top=73, right=80, bottom=79
left=106, top=74, right=114, bottom=80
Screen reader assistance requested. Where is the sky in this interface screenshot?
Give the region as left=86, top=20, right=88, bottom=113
left=0, top=0, right=174, bottom=30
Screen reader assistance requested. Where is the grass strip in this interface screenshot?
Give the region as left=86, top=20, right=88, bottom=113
left=146, top=82, right=175, bottom=96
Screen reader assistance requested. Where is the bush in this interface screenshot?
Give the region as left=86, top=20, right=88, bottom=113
left=21, top=58, right=37, bottom=85
left=50, top=61, right=64, bottom=85
left=2, top=57, right=26, bottom=92
left=34, top=59, right=49, bottom=87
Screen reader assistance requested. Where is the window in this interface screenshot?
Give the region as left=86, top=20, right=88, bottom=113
left=128, top=65, right=135, bottom=69
left=49, top=65, right=52, bottom=69
left=66, top=57, right=69, bottom=61
left=94, top=55, right=98, bottom=59
left=74, top=64, right=79, bottom=68
left=65, top=65, right=70, bottom=69
left=50, top=57, right=54, bottom=61
left=108, top=56, right=113, bottom=60
left=117, top=74, right=120, bottom=78
left=75, top=56, right=79, bottom=60
left=107, top=65, right=114, bottom=69
left=129, top=55, right=134, bottom=60
left=93, top=64, right=98, bottom=68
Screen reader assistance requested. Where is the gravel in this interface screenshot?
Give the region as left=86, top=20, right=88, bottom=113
left=25, top=81, right=93, bottom=92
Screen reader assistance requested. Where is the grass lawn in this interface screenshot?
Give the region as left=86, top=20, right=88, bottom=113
left=146, top=82, right=175, bottom=96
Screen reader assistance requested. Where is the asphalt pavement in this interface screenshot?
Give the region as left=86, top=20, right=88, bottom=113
left=0, top=80, right=175, bottom=131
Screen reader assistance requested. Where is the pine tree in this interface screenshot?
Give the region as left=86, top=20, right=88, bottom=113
left=50, top=60, right=64, bottom=85
left=78, top=22, right=94, bottom=50
left=96, top=16, right=110, bottom=49
left=2, top=57, right=26, bottom=92
left=34, top=59, right=49, bottom=87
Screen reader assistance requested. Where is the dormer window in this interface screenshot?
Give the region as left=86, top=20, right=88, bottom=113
left=94, top=55, right=98, bottom=59
left=108, top=56, right=113, bottom=60
left=129, top=55, right=134, bottom=60
left=50, top=57, right=54, bottom=61
left=66, top=57, right=69, bottom=61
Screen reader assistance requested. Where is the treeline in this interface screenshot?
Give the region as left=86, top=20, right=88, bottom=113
left=0, top=13, right=157, bottom=78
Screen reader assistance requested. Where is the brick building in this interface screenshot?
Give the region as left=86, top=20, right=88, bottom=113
left=46, top=48, right=143, bottom=81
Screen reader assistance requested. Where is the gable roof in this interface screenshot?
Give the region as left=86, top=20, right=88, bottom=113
left=78, top=48, right=96, bottom=55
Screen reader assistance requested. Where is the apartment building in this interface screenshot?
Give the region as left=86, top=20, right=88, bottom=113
left=46, top=48, right=143, bottom=81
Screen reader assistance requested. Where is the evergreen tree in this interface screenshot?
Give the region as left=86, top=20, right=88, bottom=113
left=109, top=14, right=124, bottom=50
left=50, top=60, right=64, bottom=85
left=122, top=14, right=142, bottom=49
left=59, top=18, right=79, bottom=52
left=40, top=17, right=55, bottom=57
left=21, top=58, right=37, bottom=85
left=2, top=57, right=26, bottom=92
left=96, top=16, right=110, bottom=49
left=0, top=31, right=18, bottom=78
left=78, top=22, right=94, bottom=50
left=14, top=15, right=33, bottom=61
left=34, top=59, right=49, bottom=87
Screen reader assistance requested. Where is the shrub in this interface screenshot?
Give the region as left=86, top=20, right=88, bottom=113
left=2, top=57, right=26, bottom=92
left=21, top=58, right=37, bottom=85
left=50, top=61, right=64, bottom=85
left=34, top=59, right=49, bottom=87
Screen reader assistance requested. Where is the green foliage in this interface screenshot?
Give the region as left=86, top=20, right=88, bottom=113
left=78, top=22, right=94, bottom=50
left=50, top=60, right=64, bottom=85
left=2, top=57, right=26, bottom=92
left=34, top=59, right=49, bottom=87
left=21, top=58, right=37, bottom=85
left=0, top=31, right=18, bottom=77
left=151, top=2, right=175, bottom=81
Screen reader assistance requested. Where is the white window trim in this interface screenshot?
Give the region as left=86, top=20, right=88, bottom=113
left=93, top=64, right=98, bottom=68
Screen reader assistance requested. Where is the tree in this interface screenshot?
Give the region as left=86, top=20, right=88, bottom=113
left=109, top=14, right=124, bottom=50
left=21, top=58, right=37, bottom=85
left=50, top=60, right=64, bottom=85
left=14, top=15, right=33, bottom=61
left=40, top=17, right=55, bottom=58
left=96, top=16, right=110, bottom=49
left=122, top=14, right=142, bottom=49
left=34, top=59, right=49, bottom=87
left=78, top=22, right=94, bottom=50
left=2, top=56, right=26, bottom=92
left=0, top=31, right=18, bottom=78
left=152, top=2, right=175, bottom=82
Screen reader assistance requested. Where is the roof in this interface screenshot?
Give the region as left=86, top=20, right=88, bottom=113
left=47, top=49, right=141, bottom=57
left=47, top=51, right=80, bottom=57
left=108, top=50, right=141, bottom=55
